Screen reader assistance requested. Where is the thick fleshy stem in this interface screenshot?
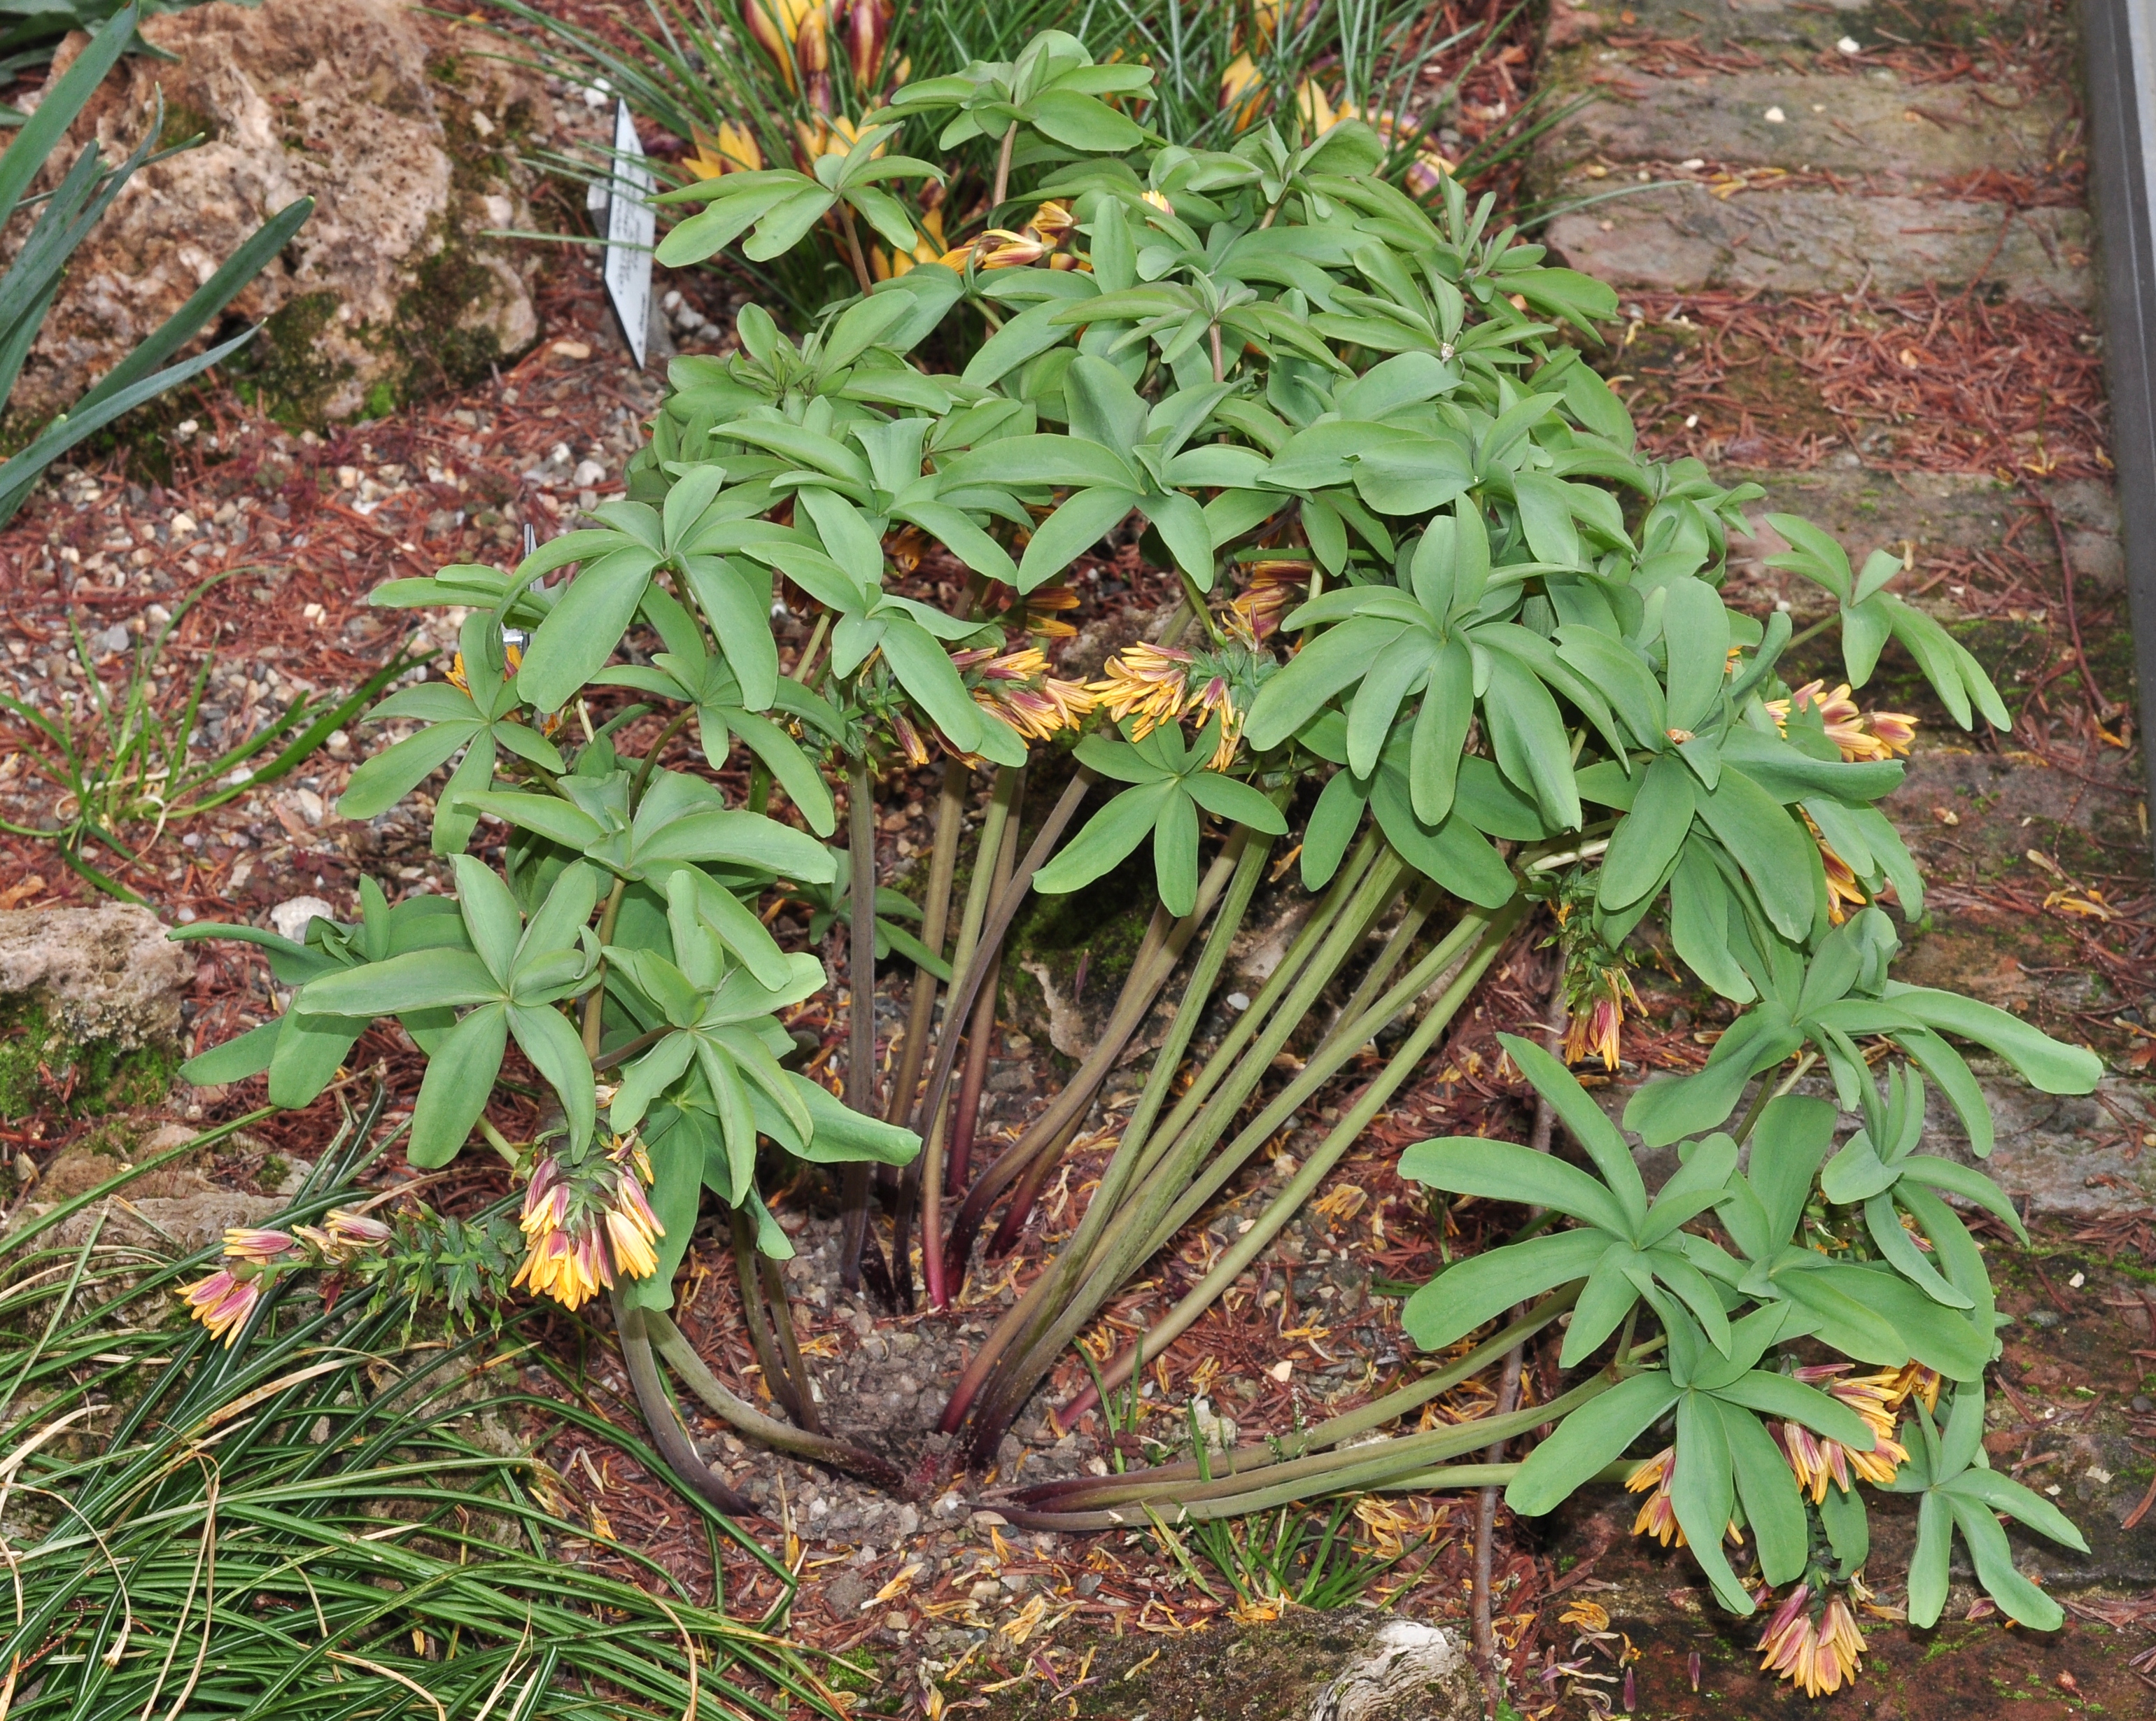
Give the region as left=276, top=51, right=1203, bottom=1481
left=887, top=759, right=971, bottom=1302
left=946, top=985, right=999, bottom=1193
left=906, top=767, right=1097, bottom=1200
left=942, top=831, right=1250, bottom=1302
left=1029, top=901, right=1521, bottom=1451
left=761, top=1244, right=819, bottom=1433
left=991, top=120, right=1017, bottom=209
left=942, top=899, right=1176, bottom=1286
left=1015, top=1291, right=1581, bottom=1512
left=621, top=1294, right=908, bottom=1491
left=613, top=1292, right=757, bottom=1517
left=924, top=766, right=1023, bottom=1308
left=958, top=827, right=1275, bottom=1407
left=730, top=1204, right=813, bottom=1430
left=991, top=1369, right=1615, bottom=1532
left=582, top=876, right=628, bottom=1058
left=947, top=834, right=1391, bottom=1442
left=839, top=756, right=885, bottom=1294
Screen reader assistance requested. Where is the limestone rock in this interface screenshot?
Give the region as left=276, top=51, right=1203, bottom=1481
left=1307, top=1620, right=1477, bottom=1721
left=11, top=0, right=548, bottom=426
left=0, top=903, right=190, bottom=1051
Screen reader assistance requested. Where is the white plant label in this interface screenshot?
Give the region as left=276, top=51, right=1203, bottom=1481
left=603, top=97, right=655, bottom=367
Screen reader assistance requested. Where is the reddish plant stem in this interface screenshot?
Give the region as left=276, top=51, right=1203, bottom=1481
left=886, top=760, right=971, bottom=1306
left=906, top=767, right=1094, bottom=1206
left=840, top=757, right=885, bottom=1294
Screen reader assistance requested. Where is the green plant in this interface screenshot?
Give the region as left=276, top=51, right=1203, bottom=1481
left=0, top=0, right=256, bottom=86
left=480, top=0, right=1551, bottom=330
left=0, top=572, right=408, bottom=900
left=0, top=6, right=307, bottom=517
left=171, top=27, right=2103, bottom=1699
left=0, top=1099, right=854, bottom=1720
left=0, top=4, right=318, bottom=897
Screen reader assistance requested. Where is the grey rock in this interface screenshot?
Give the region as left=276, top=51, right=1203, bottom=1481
left=1724, top=470, right=2122, bottom=603
left=1547, top=71, right=2069, bottom=181
left=1547, top=186, right=2090, bottom=304
left=1549, top=0, right=1873, bottom=54
left=49, top=1186, right=286, bottom=1252
left=13, top=0, right=544, bottom=425
left=821, top=1571, right=872, bottom=1617
left=0, top=903, right=191, bottom=1051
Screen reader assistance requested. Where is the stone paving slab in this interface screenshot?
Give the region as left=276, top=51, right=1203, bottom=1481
left=1545, top=69, right=2069, bottom=179
left=1551, top=0, right=2026, bottom=56
left=1546, top=184, right=2091, bottom=302
left=1723, top=469, right=2122, bottom=596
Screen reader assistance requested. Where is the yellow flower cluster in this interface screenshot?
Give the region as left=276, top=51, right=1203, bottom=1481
left=1780, top=1363, right=1932, bottom=1498
left=512, top=1149, right=665, bottom=1312
left=1218, top=2, right=1451, bottom=193
left=1766, top=680, right=1917, bottom=764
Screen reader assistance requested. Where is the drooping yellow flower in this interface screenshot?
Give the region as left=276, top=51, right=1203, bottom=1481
left=1779, top=1364, right=1912, bottom=1498
left=223, top=1227, right=298, bottom=1264
left=512, top=1155, right=663, bottom=1309
left=954, top=645, right=1099, bottom=747
left=1563, top=964, right=1641, bottom=1072
left=1767, top=680, right=1918, bottom=763
left=1024, top=584, right=1081, bottom=639
left=1228, top=559, right=1309, bottom=642
left=1626, top=1446, right=1685, bottom=1547
left=1756, top=1586, right=1866, bottom=1697
left=180, top=1269, right=260, bottom=1346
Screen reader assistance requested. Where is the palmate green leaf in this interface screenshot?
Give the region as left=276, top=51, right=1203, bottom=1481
left=517, top=545, right=661, bottom=712
left=1499, top=1035, right=1647, bottom=1228
left=1033, top=779, right=1177, bottom=897
left=408, top=1001, right=510, bottom=1167
left=1507, top=1371, right=1679, bottom=1516
left=1598, top=755, right=1693, bottom=911
left=1401, top=1228, right=1609, bottom=1350
left=1399, top=1139, right=1632, bottom=1235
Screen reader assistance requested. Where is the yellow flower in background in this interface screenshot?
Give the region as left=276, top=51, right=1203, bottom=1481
left=686, top=122, right=762, bottom=179
left=1220, top=53, right=1263, bottom=130
left=743, top=0, right=818, bottom=91
left=1024, top=584, right=1081, bottom=638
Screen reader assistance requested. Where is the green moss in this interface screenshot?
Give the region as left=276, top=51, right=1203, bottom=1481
left=382, top=241, right=510, bottom=403
left=0, top=1002, right=178, bottom=1119
left=1000, top=844, right=1157, bottom=1062
left=225, top=290, right=356, bottom=430
left=156, top=97, right=218, bottom=154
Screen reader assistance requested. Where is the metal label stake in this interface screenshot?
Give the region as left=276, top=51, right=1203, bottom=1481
left=603, top=97, right=655, bottom=367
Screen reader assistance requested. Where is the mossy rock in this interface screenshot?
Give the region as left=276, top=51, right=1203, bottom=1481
left=0, top=904, right=191, bottom=1120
